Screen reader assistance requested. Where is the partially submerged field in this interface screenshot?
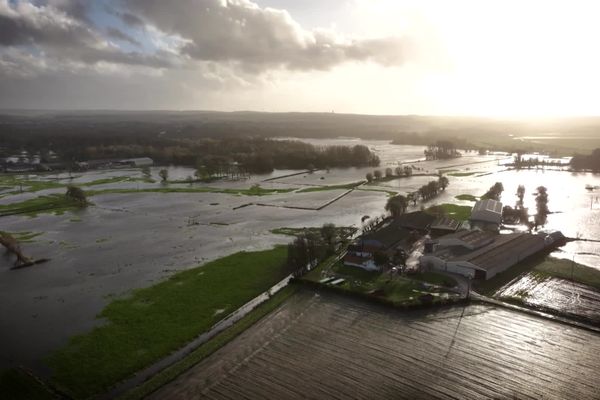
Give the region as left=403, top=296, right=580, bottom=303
left=150, top=290, right=600, bottom=400
left=48, top=247, right=289, bottom=398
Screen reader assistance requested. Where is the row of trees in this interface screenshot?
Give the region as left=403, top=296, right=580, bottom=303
left=384, top=175, right=450, bottom=217
left=365, top=165, right=413, bottom=182
left=571, top=148, right=600, bottom=172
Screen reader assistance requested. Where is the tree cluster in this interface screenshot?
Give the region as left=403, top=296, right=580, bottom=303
left=571, top=149, right=600, bottom=172
left=285, top=223, right=341, bottom=277
left=424, top=140, right=461, bottom=160
left=366, top=165, right=412, bottom=182
left=483, top=182, right=504, bottom=201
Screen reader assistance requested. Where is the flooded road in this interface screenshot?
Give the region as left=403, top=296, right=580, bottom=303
left=150, top=290, right=600, bottom=400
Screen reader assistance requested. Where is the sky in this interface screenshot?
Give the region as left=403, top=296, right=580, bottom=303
left=1, top=0, right=600, bottom=116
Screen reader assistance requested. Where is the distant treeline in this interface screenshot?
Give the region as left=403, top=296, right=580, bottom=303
left=571, top=149, right=600, bottom=171
left=4, top=134, right=380, bottom=173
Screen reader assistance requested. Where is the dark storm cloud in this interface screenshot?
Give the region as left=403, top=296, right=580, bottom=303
left=122, top=0, right=411, bottom=71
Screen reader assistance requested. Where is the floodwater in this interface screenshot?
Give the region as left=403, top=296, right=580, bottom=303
left=151, top=290, right=600, bottom=400
left=1, top=139, right=600, bottom=372
left=496, top=273, right=600, bottom=324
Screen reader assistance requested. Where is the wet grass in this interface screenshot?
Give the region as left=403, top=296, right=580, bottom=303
left=0, top=368, right=55, bottom=400
left=117, top=286, right=298, bottom=400
left=455, top=194, right=478, bottom=202
left=426, top=203, right=472, bottom=221
left=296, top=181, right=364, bottom=193
left=0, top=194, right=85, bottom=217
left=532, top=257, right=600, bottom=291
left=47, top=247, right=289, bottom=399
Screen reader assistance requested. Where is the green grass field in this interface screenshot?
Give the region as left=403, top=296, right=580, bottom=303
left=532, top=257, right=600, bottom=291
left=118, top=286, right=298, bottom=400
left=48, top=247, right=289, bottom=399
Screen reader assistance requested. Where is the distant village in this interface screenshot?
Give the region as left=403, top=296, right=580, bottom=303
left=344, top=198, right=565, bottom=281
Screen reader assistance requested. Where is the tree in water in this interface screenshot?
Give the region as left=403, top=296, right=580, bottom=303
left=534, top=186, right=549, bottom=227
left=385, top=168, right=393, bottom=178
left=438, top=175, right=449, bottom=190
left=65, top=186, right=87, bottom=205
left=159, top=168, right=169, bottom=182
left=516, top=185, right=525, bottom=208
left=373, top=170, right=382, bottom=180
left=385, top=194, right=408, bottom=217
left=365, top=172, right=374, bottom=182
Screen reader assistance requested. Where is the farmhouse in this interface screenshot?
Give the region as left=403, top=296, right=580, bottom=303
left=344, top=221, right=412, bottom=271
left=420, top=230, right=562, bottom=280
left=119, top=157, right=154, bottom=167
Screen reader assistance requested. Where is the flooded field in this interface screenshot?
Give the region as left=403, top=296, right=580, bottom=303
left=2, top=138, right=600, bottom=372
left=496, top=273, right=600, bottom=324
left=151, top=290, right=600, bottom=400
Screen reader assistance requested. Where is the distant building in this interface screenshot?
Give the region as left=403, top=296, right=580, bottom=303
left=119, top=157, right=154, bottom=167
left=430, top=216, right=462, bottom=237
left=393, top=211, right=437, bottom=232
left=420, top=230, right=562, bottom=280
left=470, top=199, right=503, bottom=231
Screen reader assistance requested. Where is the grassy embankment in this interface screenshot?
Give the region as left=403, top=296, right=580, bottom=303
left=304, top=261, right=457, bottom=306
left=47, top=247, right=289, bottom=399
left=0, top=184, right=296, bottom=217
left=295, top=181, right=364, bottom=193
left=84, top=185, right=295, bottom=197
left=0, top=175, right=154, bottom=197
left=475, top=255, right=600, bottom=296
left=118, top=286, right=297, bottom=400
left=0, top=194, right=86, bottom=217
